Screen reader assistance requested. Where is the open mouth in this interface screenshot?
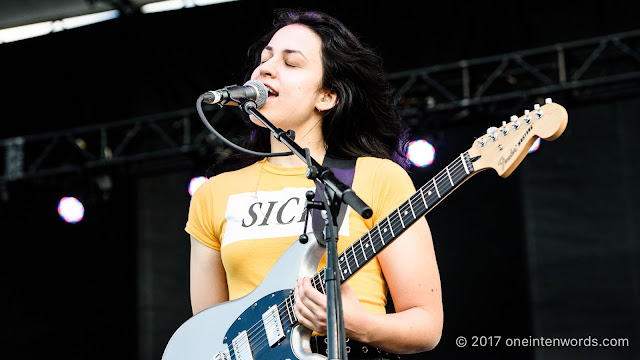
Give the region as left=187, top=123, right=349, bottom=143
left=265, top=85, right=279, bottom=98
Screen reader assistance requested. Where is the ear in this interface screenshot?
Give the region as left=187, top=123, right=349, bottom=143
left=315, top=89, right=338, bottom=112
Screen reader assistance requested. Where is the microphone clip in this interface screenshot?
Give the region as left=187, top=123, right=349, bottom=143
left=298, top=190, right=324, bottom=244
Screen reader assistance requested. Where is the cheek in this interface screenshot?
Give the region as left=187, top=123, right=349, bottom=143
left=250, top=68, right=260, bottom=80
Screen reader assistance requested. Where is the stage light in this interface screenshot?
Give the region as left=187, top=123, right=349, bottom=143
left=188, top=176, right=208, bottom=196
left=0, top=10, right=120, bottom=43
left=141, top=0, right=237, bottom=14
left=58, top=196, right=85, bottom=223
left=407, top=139, right=436, bottom=167
left=528, top=138, right=541, bottom=153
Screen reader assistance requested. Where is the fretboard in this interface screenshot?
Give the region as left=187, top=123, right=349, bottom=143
left=282, top=152, right=476, bottom=326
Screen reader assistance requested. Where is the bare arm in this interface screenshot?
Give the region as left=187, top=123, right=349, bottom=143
left=295, top=217, right=443, bottom=354
left=189, top=235, right=229, bottom=315
left=362, top=217, right=442, bottom=352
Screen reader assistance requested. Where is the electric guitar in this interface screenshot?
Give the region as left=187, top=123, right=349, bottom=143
left=163, top=99, right=568, bottom=360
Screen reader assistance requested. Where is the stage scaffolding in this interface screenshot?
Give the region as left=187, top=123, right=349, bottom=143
left=2, top=29, right=639, bottom=186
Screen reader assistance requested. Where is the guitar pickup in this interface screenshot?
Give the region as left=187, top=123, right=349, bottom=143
left=262, top=305, right=286, bottom=347
left=232, top=331, right=253, bottom=360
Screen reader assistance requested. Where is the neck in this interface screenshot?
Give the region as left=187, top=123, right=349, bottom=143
left=267, top=139, right=326, bottom=167
left=267, top=116, right=325, bottom=168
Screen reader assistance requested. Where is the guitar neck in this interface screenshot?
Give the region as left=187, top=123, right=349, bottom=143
left=282, top=152, right=476, bottom=326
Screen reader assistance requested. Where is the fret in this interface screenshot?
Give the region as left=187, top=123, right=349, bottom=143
left=419, top=187, right=428, bottom=209
left=319, top=271, right=326, bottom=294
left=460, top=153, right=470, bottom=175
left=390, top=213, right=404, bottom=239
left=432, top=178, right=441, bottom=198
left=397, top=208, right=405, bottom=228
left=350, top=245, right=359, bottom=268
left=376, top=224, right=385, bottom=245
left=341, top=252, right=352, bottom=276
left=309, top=152, right=476, bottom=289
left=436, top=171, right=453, bottom=198
left=359, top=237, right=368, bottom=260
left=413, top=192, right=427, bottom=214
left=446, top=165, right=454, bottom=186
left=367, top=232, right=376, bottom=253
left=386, top=216, right=395, bottom=238
left=451, top=157, right=466, bottom=183
left=408, top=196, right=416, bottom=218
left=399, top=202, right=414, bottom=227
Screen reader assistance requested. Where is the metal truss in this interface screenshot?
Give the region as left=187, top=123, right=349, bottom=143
left=0, top=106, right=245, bottom=184
left=2, top=29, right=639, bottom=185
left=390, top=28, right=640, bottom=123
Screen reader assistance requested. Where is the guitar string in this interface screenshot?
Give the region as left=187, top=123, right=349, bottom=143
left=222, top=155, right=471, bottom=358
left=217, top=154, right=472, bottom=358
left=316, top=155, right=469, bottom=283
left=231, top=156, right=471, bottom=359
left=224, top=159, right=471, bottom=359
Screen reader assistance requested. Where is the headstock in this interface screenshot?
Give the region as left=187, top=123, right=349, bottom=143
left=467, top=98, right=568, bottom=177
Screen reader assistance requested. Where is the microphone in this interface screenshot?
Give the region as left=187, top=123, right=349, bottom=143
left=202, top=80, right=268, bottom=108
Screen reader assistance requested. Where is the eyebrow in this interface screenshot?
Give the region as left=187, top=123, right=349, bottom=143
left=264, top=46, right=308, bottom=61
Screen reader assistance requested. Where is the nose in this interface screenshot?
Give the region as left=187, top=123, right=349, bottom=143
left=258, top=58, right=277, bottom=79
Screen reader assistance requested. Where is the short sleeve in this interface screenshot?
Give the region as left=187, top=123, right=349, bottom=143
left=185, top=178, right=221, bottom=250
left=370, top=160, right=417, bottom=224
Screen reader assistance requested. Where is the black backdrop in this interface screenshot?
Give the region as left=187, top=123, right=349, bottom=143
left=1, top=1, right=638, bottom=359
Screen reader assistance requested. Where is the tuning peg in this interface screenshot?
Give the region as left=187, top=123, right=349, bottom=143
left=523, top=110, right=532, bottom=124
left=533, top=103, right=544, bottom=119
left=509, top=115, right=520, bottom=130
left=545, top=98, right=552, bottom=104
left=497, top=121, right=508, bottom=135
left=486, top=126, right=498, bottom=141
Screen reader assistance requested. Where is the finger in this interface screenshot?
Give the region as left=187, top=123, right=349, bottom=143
left=301, top=276, right=326, bottom=306
left=294, top=280, right=323, bottom=331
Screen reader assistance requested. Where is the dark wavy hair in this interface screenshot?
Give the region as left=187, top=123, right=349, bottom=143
left=209, top=9, right=410, bottom=175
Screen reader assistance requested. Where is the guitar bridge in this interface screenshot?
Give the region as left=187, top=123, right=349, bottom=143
left=262, top=305, right=286, bottom=347
left=212, top=346, right=231, bottom=360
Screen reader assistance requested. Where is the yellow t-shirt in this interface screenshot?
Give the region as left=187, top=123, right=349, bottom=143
left=185, top=157, right=416, bottom=315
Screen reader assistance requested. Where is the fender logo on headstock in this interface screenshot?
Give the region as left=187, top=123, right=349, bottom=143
left=498, top=147, right=518, bottom=171
left=468, top=99, right=568, bottom=178
left=498, top=124, right=533, bottom=171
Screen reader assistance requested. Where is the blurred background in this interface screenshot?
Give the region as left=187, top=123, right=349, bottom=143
left=1, top=1, right=638, bottom=359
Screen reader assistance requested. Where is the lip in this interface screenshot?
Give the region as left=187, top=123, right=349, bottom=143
left=262, top=83, right=279, bottom=97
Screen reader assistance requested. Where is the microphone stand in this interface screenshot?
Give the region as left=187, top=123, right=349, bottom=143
left=238, top=100, right=372, bottom=360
